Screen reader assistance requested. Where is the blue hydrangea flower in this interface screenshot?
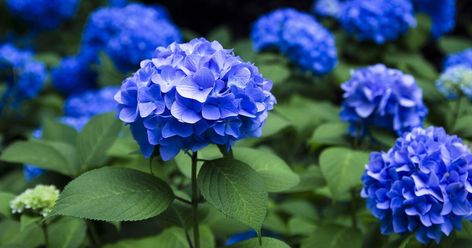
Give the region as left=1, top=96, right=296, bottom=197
left=225, top=230, right=257, bottom=245
left=362, top=126, right=472, bottom=244
left=52, top=51, right=97, bottom=95
left=444, top=48, right=472, bottom=71
left=339, top=0, right=416, bottom=44
left=436, top=66, right=472, bottom=100
left=6, top=0, right=80, bottom=30
left=340, top=64, right=428, bottom=136
left=115, top=38, right=276, bottom=160
left=64, top=86, right=119, bottom=118
left=251, top=8, right=337, bottom=75
left=0, top=44, right=46, bottom=106
left=313, top=0, right=345, bottom=18
left=412, top=0, right=456, bottom=38
left=82, top=3, right=181, bottom=72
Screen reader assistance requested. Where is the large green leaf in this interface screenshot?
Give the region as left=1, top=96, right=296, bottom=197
left=48, top=217, right=86, bottom=248
left=261, top=112, right=291, bottom=138
left=77, top=113, right=122, bottom=170
left=309, top=122, right=350, bottom=148
left=198, top=158, right=268, bottom=235
left=0, top=192, right=15, bottom=218
left=233, top=148, right=299, bottom=192
left=301, top=224, right=362, bottom=248
left=51, top=167, right=174, bottom=221
left=439, top=36, right=472, bottom=54
left=96, top=53, right=124, bottom=87
left=0, top=140, right=75, bottom=176
left=228, top=237, right=290, bottom=248
left=42, top=118, right=78, bottom=146
left=319, top=147, right=369, bottom=201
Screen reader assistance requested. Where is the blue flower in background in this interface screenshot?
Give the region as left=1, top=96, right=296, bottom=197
left=52, top=51, right=98, bottom=96
left=444, top=48, right=472, bottom=71
left=82, top=3, right=181, bottom=72
left=436, top=65, right=472, bottom=100
left=339, top=0, right=415, bottom=44
left=0, top=44, right=46, bottom=107
left=251, top=8, right=337, bottom=75
left=313, top=0, right=346, bottom=18
left=115, top=38, right=276, bottom=160
left=412, top=0, right=456, bottom=38
left=340, top=64, right=427, bottom=136
left=108, top=0, right=127, bottom=7
left=6, top=0, right=80, bottom=30
left=225, top=230, right=257, bottom=245
left=64, top=86, right=118, bottom=118
left=361, top=126, right=472, bottom=244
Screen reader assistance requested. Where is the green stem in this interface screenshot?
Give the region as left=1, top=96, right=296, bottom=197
left=41, top=223, right=49, bottom=247
left=191, top=151, right=200, bottom=248
left=449, top=97, right=463, bottom=131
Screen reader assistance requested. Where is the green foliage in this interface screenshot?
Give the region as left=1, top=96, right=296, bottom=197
left=48, top=217, right=87, bottom=248
left=301, top=224, right=362, bottom=248
left=51, top=167, right=174, bottom=221
left=439, top=36, right=472, bottom=54
left=228, top=237, right=291, bottom=248
left=42, top=117, right=79, bottom=146
left=319, top=147, right=369, bottom=200
left=198, top=158, right=268, bottom=235
left=0, top=192, right=15, bottom=218
left=96, top=53, right=125, bottom=87
left=309, top=122, right=350, bottom=148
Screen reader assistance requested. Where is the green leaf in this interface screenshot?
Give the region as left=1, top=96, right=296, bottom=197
left=228, top=237, right=290, bottom=248
left=19, top=215, right=40, bottom=232
left=0, top=192, right=15, bottom=218
left=454, top=115, right=472, bottom=138
left=285, top=165, right=326, bottom=192
left=439, top=36, right=472, bottom=54
left=96, top=53, right=124, bottom=87
left=207, top=26, right=232, bottom=47
left=77, top=113, right=122, bottom=170
left=301, top=224, right=362, bottom=248
left=261, top=112, right=291, bottom=137
left=35, top=53, right=61, bottom=67
left=288, top=217, right=317, bottom=235
left=48, top=217, right=86, bottom=248
left=233, top=148, right=299, bottom=192
left=319, top=147, right=369, bottom=200
left=309, top=122, right=350, bottom=148
left=174, top=145, right=221, bottom=178
left=51, top=167, right=174, bottom=221
left=370, top=128, right=397, bottom=147
left=198, top=158, right=268, bottom=235
left=258, top=64, right=290, bottom=85
left=42, top=118, right=78, bottom=146
left=404, top=14, right=431, bottom=51
left=0, top=140, right=75, bottom=176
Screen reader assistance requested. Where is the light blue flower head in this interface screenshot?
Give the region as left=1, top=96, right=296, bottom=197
left=436, top=65, right=472, bottom=100
left=444, top=48, right=472, bottom=71
left=115, top=38, right=276, bottom=160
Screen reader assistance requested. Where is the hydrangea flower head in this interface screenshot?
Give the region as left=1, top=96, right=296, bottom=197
left=52, top=51, right=98, bottom=95
left=0, top=44, right=46, bottom=103
left=6, top=0, right=80, bottom=30
left=444, top=48, right=472, bottom=71
left=251, top=8, right=337, bottom=75
left=340, top=64, right=427, bottom=136
left=339, top=0, right=416, bottom=44
left=313, top=0, right=345, bottom=18
left=10, top=185, right=60, bottom=217
left=82, top=3, right=181, bottom=72
left=436, top=66, right=472, bottom=100
left=64, top=86, right=118, bottom=118
left=412, top=0, right=456, bottom=38
left=361, top=127, right=472, bottom=244
left=115, top=38, right=276, bottom=160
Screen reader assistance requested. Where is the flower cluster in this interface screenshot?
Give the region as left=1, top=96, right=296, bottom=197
left=115, top=38, right=276, bottom=160
left=412, top=0, right=456, bottom=38
left=340, top=64, right=427, bottom=136
left=339, top=0, right=416, bottom=44
left=51, top=51, right=97, bottom=95
left=444, top=48, right=472, bottom=71
left=362, top=127, right=472, bottom=244
left=10, top=185, right=60, bottom=217
left=251, top=8, right=337, bottom=75
left=6, top=0, right=80, bottom=30
left=0, top=44, right=46, bottom=104
left=436, top=66, right=472, bottom=100
left=313, top=0, right=345, bottom=18
left=82, top=3, right=181, bottom=72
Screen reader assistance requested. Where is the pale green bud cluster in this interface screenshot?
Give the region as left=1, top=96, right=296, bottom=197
left=436, top=65, right=472, bottom=100
left=10, top=185, right=60, bottom=217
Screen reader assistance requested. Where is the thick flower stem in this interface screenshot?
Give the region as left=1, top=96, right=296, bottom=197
left=191, top=151, right=200, bottom=248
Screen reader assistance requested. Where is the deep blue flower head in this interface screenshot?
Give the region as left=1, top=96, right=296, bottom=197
left=64, top=86, right=118, bottom=118
left=6, top=0, right=80, bottom=30
left=0, top=44, right=46, bottom=102
left=115, top=38, right=276, bottom=160
left=108, top=0, right=127, bottom=7
left=412, top=0, right=456, bottom=38
left=339, top=0, right=416, bottom=44
left=444, top=48, right=472, bottom=71
left=340, top=64, right=428, bottom=136
left=52, top=51, right=98, bottom=96
left=362, top=126, right=472, bottom=244
left=313, top=0, right=345, bottom=18
left=251, top=8, right=337, bottom=75
left=436, top=66, right=472, bottom=100
left=225, top=230, right=257, bottom=245
left=82, top=3, right=181, bottom=72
